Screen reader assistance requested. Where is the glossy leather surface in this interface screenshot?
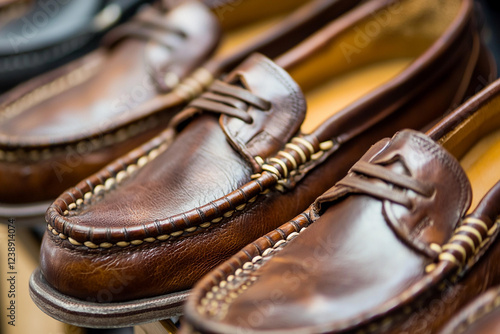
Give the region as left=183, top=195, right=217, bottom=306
left=0, top=3, right=218, bottom=140
left=0, top=0, right=358, bottom=206
left=73, top=54, right=305, bottom=227
left=184, top=80, right=500, bottom=334
left=0, top=1, right=218, bottom=204
left=196, top=130, right=470, bottom=331
left=40, top=0, right=495, bottom=308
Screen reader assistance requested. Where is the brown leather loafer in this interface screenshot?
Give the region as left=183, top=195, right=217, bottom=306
left=183, top=79, right=500, bottom=334
left=31, top=0, right=495, bottom=328
left=0, top=0, right=356, bottom=224
left=438, top=286, right=500, bottom=334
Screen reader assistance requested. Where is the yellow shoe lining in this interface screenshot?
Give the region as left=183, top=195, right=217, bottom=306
left=300, top=59, right=412, bottom=133
left=281, top=0, right=462, bottom=132
left=213, top=0, right=305, bottom=31
left=438, top=92, right=500, bottom=213
left=213, top=0, right=305, bottom=58
left=215, top=15, right=285, bottom=58
left=460, top=129, right=500, bottom=212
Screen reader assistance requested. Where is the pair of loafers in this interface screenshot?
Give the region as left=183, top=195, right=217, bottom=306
left=29, top=0, right=498, bottom=330
left=184, top=78, right=500, bottom=333
left=0, top=0, right=357, bottom=224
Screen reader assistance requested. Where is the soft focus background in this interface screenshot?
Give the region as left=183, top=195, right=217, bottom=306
left=1, top=0, right=500, bottom=333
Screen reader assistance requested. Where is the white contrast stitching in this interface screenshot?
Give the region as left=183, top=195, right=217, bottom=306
left=197, top=215, right=500, bottom=332
left=51, top=136, right=333, bottom=249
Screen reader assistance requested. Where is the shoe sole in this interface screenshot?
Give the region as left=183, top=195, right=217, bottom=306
left=29, top=267, right=188, bottom=328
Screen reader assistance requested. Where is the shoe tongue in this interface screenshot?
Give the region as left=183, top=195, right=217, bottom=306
left=220, top=53, right=307, bottom=171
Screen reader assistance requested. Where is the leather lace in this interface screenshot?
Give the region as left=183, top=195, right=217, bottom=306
left=187, top=80, right=271, bottom=123
left=337, top=160, right=434, bottom=209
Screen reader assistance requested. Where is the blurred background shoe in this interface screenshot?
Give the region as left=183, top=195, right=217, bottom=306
left=0, top=0, right=153, bottom=92
left=0, top=0, right=359, bottom=225
left=31, top=0, right=496, bottom=328
left=476, top=0, right=500, bottom=66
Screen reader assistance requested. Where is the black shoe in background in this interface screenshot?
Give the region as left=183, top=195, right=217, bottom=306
left=0, top=0, right=151, bottom=93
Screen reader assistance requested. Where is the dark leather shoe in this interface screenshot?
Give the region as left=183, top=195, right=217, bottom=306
left=0, top=0, right=358, bottom=225
left=438, top=286, right=500, bottom=334
left=31, top=0, right=495, bottom=328
left=0, top=0, right=150, bottom=92
left=183, top=78, right=500, bottom=334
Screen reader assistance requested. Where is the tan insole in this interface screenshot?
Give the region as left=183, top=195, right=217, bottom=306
left=215, top=15, right=285, bottom=58
left=460, top=129, right=500, bottom=212
left=300, top=58, right=413, bottom=133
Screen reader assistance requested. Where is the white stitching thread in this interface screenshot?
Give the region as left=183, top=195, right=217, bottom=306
left=197, top=227, right=306, bottom=319
left=51, top=136, right=333, bottom=249
left=197, top=215, right=500, bottom=332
